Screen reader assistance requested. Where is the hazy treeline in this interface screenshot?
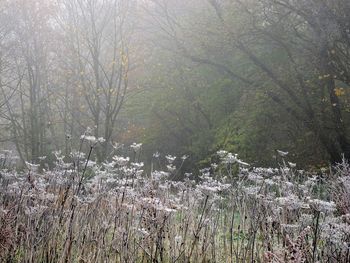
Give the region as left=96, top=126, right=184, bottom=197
left=0, top=0, right=139, bottom=164
left=0, top=0, right=350, bottom=167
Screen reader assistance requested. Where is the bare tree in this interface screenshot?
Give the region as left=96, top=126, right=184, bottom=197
left=60, top=0, right=137, bottom=161
left=0, top=0, right=59, bottom=163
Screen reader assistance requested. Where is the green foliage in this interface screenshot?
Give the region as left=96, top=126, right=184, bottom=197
left=122, top=0, right=350, bottom=168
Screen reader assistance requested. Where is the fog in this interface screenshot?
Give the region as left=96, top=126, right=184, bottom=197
left=0, top=0, right=349, bottom=168
left=1, top=1, right=350, bottom=262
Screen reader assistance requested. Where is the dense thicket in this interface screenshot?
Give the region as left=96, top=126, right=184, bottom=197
left=135, top=0, right=350, bottom=167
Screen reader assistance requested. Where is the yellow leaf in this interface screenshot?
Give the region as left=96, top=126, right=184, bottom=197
left=334, top=87, right=345, bottom=97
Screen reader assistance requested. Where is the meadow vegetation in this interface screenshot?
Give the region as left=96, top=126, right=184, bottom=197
left=1, top=137, right=349, bottom=262
left=0, top=0, right=350, bottom=261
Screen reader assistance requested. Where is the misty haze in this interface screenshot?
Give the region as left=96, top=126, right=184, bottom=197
left=0, top=0, right=350, bottom=262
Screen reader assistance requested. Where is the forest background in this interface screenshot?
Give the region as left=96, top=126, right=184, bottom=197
left=0, top=0, right=349, bottom=170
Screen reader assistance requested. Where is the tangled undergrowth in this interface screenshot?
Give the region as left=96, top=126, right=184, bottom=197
left=0, top=138, right=350, bottom=262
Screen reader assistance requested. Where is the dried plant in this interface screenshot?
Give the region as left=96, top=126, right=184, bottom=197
left=0, top=145, right=349, bottom=262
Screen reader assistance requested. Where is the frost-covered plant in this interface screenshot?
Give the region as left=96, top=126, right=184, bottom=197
left=0, top=147, right=349, bottom=262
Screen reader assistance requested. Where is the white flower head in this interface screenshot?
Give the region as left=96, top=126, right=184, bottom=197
left=80, top=135, right=105, bottom=145
left=130, top=142, right=142, bottom=152
left=181, top=155, right=189, bottom=161
left=309, top=199, right=336, bottom=213
left=167, top=164, right=176, bottom=172
left=87, top=160, right=96, bottom=167
left=184, top=172, right=192, bottom=178
left=288, top=162, right=297, bottom=168
left=70, top=151, right=85, bottom=159
left=277, top=150, right=289, bottom=157
left=97, top=137, right=106, bottom=143
left=25, top=161, right=39, bottom=172
left=166, top=155, right=176, bottom=164
left=113, top=156, right=130, bottom=166
left=222, top=153, right=237, bottom=164
left=131, top=162, right=144, bottom=169
left=38, top=156, right=47, bottom=161
left=217, top=150, right=228, bottom=158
